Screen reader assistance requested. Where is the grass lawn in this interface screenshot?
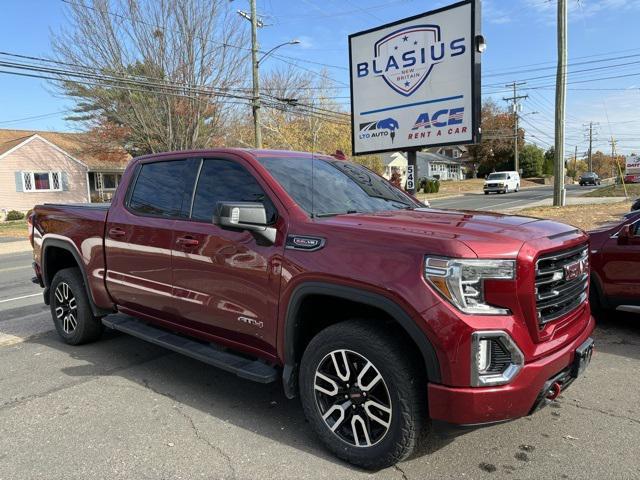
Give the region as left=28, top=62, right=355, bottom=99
left=0, top=220, right=28, bottom=239
left=583, top=183, right=640, bottom=198
left=519, top=201, right=633, bottom=231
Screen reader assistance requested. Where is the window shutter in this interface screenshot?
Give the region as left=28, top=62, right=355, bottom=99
left=61, top=172, right=69, bottom=191
left=15, top=172, right=23, bottom=192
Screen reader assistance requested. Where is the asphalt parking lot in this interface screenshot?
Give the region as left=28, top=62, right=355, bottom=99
left=1, top=251, right=639, bottom=479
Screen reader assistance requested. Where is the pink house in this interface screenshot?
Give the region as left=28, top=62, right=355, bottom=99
left=0, top=129, right=131, bottom=215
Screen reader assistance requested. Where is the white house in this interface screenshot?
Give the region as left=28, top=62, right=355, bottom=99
left=382, top=151, right=466, bottom=183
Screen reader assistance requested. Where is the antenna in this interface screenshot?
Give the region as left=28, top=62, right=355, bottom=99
left=311, top=108, right=316, bottom=218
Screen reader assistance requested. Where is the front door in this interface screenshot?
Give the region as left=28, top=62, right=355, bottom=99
left=105, top=158, right=196, bottom=320
left=171, top=157, right=285, bottom=356
left=600, top=218, right=640, bottom=305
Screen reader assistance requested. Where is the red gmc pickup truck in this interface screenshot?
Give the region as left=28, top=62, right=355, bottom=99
left=30, top=149, right=595, bottom=469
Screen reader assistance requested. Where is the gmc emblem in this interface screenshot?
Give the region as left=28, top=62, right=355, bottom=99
left=563, top=259, right=585, bottom=281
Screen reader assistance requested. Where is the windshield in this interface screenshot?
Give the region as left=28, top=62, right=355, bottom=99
left=257, top=156, right=421, bottom=217
left=487, top=173, right=508, bottom=180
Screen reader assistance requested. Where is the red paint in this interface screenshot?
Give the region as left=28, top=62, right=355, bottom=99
left=589, top=212, right=640, bottom=308
left=32, top=148, right=597, bottom=427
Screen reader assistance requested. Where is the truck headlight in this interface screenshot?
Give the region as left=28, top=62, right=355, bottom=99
left=424, top=257, right=515, bottom=315
left=471, top=331, right=524, bottom=386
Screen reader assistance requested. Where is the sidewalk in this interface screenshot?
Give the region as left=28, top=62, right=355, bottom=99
left=504, top=195, right=628, bottom=212
left=0, top=239, right=31, bottom=255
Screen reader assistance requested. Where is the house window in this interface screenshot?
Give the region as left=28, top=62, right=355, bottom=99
left=94, top=173, right=121, bottom=190
left=23, top=171, right=63, bottom=192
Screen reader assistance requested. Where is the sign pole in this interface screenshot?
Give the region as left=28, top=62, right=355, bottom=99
left=406, top=151, right=417, bottom=194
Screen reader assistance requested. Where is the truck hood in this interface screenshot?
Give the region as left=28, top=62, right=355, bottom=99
left=320, top=208, right=582, bottom=258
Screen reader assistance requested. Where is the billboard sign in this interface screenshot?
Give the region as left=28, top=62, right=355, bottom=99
left=626, top=154, right=640, bottom=174
left=349, top=0, right=481, bottom=155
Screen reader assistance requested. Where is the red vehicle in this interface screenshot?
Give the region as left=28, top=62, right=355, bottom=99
left=589, top=211, right=640, bottom=314
left=624, top=174, right=640, bottom=184
left=29, top=149, right=595, bottom=469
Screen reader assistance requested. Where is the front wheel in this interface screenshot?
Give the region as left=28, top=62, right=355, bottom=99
left=49, top=268, right=103, bottom=345
left=299, top=320, right=428, bottom=470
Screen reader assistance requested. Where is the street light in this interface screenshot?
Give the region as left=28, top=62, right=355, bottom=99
left=259, top=40, right=300, bottom=65
left=250, top=39, right=299, bottom=148
left=238, top=3, right=300, bottom=148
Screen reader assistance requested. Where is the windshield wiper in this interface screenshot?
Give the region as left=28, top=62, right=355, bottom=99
left=313, top=210, right=360, bottom=218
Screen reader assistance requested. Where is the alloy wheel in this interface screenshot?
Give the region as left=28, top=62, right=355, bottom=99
left=54, top=282, right=78, bottom=334
left=314, top=349, right=392, bottom=447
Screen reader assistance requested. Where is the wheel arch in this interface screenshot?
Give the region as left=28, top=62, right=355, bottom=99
left=281, top=282, right=441, bottom=398
left=41, top=238, right=111, bottom=317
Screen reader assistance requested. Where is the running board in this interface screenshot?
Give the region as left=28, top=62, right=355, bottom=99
left=616, top=305, right=640, bottom=314
left=102, top=314, right=278, bottom=383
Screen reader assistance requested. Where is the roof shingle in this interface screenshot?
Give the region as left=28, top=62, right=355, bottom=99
left=0, top=129, right=131, bottom=171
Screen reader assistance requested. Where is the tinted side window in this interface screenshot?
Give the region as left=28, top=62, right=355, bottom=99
left=191, top=159, right=276, bottom=223
left=129, top=160, right=190, bottom=218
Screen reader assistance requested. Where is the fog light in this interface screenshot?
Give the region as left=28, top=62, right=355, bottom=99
left=471, top=331, right=524, bottom=387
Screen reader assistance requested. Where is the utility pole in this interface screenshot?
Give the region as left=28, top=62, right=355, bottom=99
left=610, top=136, right=629, bottom=197
left=553, top=0, right=567, bottom=206
left=249, top=0, right=262, bottom=148
left=574, top=145, right=577, bottom=175
left=583, top=121, right=598, bottom=172
left=503, top=82, right=527, bottom=174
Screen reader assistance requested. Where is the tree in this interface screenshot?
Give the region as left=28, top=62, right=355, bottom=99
left=543, top=147, right=555, bottom=176
left=467, top=99, right=523, bottom=177
left=519, top=144, right=545, bottom=177
left=51, top=0, right=248, bottom=155
left=227, top=66, right=383, bottom=173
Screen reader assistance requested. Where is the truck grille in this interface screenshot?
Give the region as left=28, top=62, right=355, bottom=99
left=535, top=245, right=589, bottom=326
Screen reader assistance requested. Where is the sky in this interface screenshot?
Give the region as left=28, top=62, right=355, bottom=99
left=1, top=0, right=639, bottom=156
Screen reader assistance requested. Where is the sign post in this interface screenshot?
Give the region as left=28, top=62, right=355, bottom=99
left=406, top=154, right=416, bottom=193
left=349, top=0, right=482, bottom=190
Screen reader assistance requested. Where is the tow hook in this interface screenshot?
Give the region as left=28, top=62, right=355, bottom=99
left=545, top=381, right=562, bottom=401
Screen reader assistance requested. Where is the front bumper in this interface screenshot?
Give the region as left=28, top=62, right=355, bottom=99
left=428, top=314, right=595, bottom=425
left=483, top=186, right=506, bottom=192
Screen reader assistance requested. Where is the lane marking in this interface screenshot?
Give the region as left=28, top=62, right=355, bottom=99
left=0, top=265, right=32, bottom=273
left=0, top=293, right=41, bottom=304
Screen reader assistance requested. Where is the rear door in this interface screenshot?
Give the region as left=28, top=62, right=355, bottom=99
left=599, top=217, right=640, bottom=305
left=105, top=158, right=197, bottom=319
left=170, top=156, right=285, bottom=356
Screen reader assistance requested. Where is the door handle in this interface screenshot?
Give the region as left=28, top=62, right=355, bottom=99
left=176, top=236, right=199, bottom=247
left=108, top=227, right=126, bottom=239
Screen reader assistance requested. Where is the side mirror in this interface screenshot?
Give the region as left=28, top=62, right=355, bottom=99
left=214, top=202, right=276, bottom=244
left=617, top=224, right=639, bottom=245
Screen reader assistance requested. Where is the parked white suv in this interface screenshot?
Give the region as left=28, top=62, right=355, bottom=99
left=483, top=171, right=520, bottom=194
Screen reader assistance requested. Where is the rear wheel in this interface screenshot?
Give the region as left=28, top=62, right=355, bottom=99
left=49, top=268, right=103, bottom=345
left=299, top=320, right=428, bottom=470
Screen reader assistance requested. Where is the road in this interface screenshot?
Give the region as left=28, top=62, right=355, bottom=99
left=430, top=184, right=599, bottom=211
left=1, top=252, right=639, bottom=479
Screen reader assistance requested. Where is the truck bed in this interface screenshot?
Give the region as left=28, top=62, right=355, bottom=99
left=32, top=202, right=112, bottom=312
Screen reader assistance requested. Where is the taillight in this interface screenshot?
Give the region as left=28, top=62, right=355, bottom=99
left=27, top=212, right=35, bottom=246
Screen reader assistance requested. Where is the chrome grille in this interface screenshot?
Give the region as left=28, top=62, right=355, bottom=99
left=535, top=245, right=589, bottom=326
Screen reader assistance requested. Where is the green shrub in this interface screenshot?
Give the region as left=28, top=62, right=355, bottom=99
left=6, top=210, right=24, bottom=221
left=434, top=179, right=440, bottom=193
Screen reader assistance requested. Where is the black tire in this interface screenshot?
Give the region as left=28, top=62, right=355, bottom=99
left=299, top=320, right=428, bottom=470
left=484, top=191, right=489, bottom=195
left=49, top=267, right=103, bottom=345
